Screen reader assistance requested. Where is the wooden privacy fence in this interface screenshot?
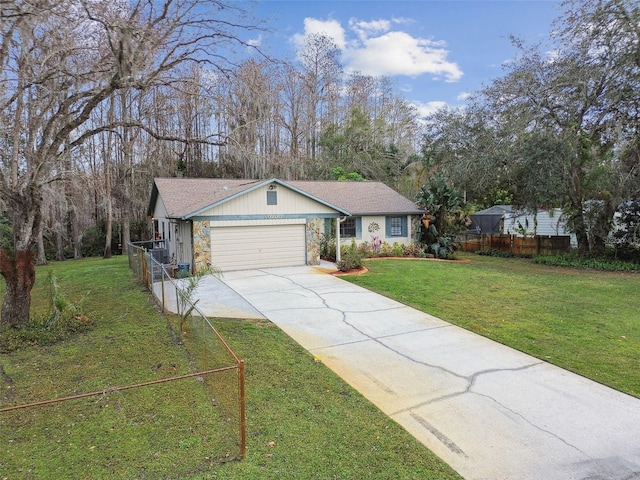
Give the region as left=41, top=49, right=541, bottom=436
left=458, top=233, right=571, bottom=256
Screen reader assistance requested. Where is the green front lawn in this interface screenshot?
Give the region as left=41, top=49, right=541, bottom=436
left=0, top=257, right=461, bottom=479
left=344, top=255, right=640, bottom=398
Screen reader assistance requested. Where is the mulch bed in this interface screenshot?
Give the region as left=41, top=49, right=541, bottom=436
left=330, top=256, right=472, bottom=276
left=331, top=266, right=368, bottom=276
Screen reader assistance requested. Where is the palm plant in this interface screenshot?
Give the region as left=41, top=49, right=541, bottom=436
left=416, top=177, right=464, bottom=258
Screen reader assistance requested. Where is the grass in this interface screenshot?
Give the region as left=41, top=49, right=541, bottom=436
left=0, top=256, right=461, bottom=479
left=201, top=319, right=460, bottom=480
left=344, top=254, right=640, bottom=398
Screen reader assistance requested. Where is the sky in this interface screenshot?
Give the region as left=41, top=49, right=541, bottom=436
left=246, top=0, right=563, bottom=117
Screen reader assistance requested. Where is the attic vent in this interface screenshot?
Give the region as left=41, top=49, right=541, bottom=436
left=267, top=190, right=277, bottom=206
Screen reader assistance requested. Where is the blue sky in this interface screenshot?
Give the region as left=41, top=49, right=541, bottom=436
left=247, top=0, right=562, bottom=116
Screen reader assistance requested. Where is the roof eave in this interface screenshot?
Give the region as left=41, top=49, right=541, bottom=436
left=275, top=178, right=351, bottom=216
left=183, top=178, right=351, bottom=219
left=182, top=179, right=265, bottom=219
left=147, top=181, right=159, bottom=217
left=351, top=210, right=425, bottom=216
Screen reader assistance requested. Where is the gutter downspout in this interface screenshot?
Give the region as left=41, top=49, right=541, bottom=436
left=336, top=216, right=346, bottom=263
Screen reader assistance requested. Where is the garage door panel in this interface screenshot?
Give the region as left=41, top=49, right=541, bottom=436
left=211, top=224, right=305, bottom=271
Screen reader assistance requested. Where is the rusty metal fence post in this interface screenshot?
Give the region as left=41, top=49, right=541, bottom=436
left=238, top=359, right=246, bottom=458
left=127, top=241, right=246, bottom=459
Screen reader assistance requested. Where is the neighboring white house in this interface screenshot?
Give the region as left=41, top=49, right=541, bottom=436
left=148, top=177, right=424, bottom=272
left=470, top=205, right=578, bottom=247
left=503, top=208, right=568, bottom=235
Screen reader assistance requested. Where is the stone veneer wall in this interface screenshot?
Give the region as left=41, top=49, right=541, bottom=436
left=306, top=218, right=323, bottom=265
left=193, top=220, right=211, bottom=272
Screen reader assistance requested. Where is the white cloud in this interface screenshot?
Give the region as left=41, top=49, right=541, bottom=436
left=248, top=35, right=262, bottom=48
left=344, top=30, right=463, bottom=81
left=291, top=16, right=463, bottom=83
left=349, top=18, right=391, bottom=41
left=391, top=16, right=414, bottom=26
left=457, top=91, right=472, bottom=101
left=412, top=100, right=449, bottom=118
left=292, top=17, right=347, bottom=50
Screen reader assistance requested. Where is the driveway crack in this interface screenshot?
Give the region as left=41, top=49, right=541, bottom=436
left=263, top=272, right=471, bottom=379
left=245, top=271, right=594, bottom=465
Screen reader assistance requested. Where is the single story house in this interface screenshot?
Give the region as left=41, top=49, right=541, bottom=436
left=470, top=205, right=577, bottom=246
left=148, top=177, right=425, bottom=272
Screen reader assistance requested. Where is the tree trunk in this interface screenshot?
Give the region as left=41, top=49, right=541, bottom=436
left=0, top=181, right=42, bottom=327
left=55, top=228, right=65, bottom=261
left=70, top=206, right=82, bottom=259
left=36, top=229, right=47, bottom=265
left=103, top=96, right=115, bottom=259
left=122, top=215, right=131, bottom=255
left=104, top=197, right=113, bottom=259
left=576, top=228, right=590, bottom=255
left=0, top=249, right=35, bottom=327
left=570, top=203, right=590, bottom=255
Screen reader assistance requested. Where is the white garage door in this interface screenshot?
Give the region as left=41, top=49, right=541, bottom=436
left=210, top=224, right=306, bottom=271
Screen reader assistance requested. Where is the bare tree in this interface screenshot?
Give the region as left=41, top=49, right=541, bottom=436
left=0, top=0, right=260, bottom=326
left=298, top=33, right=342, bottom=169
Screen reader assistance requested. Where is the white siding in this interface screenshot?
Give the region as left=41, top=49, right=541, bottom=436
left=503, top=209, right=578, bottom=246
left=153, top=195, right=169, bottom=218
left=210, top=218, right=306, bottom=228
left=198, top=184, right=337, bottom=217
left=210, top=224, right=305, bottom=271
left=504, top=209, right=570, bottom=236
left=339, top=215, right=413, bottom=247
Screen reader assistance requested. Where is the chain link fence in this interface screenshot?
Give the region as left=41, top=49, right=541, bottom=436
left=127, top=242, right=246, bottom=457
left=0, top=244, right=246, bottom=477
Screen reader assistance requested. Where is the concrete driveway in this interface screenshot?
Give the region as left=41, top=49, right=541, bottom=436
left=193, top=264, right=640, bottom=480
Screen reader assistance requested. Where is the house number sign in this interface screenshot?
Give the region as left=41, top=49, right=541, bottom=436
left=264, top=214, right=284, bottom=219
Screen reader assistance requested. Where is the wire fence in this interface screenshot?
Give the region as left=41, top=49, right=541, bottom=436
left=127, top=242, right=246, bottom=457
left=1, top=369, right=241, bottom=477
left=0, top=243, right=246, bottom=477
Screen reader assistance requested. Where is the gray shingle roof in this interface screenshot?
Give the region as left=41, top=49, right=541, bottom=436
left=151, top=178, right=264, bottom=218
left=287, top=180, right=424, bottom=215
left=150, top=177, right=424, bottom=219
left=472, top=205, right=514, bottom=216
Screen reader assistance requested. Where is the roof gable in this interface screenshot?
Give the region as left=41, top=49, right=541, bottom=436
left=150, top=178, right=354, bottom=219
left=149, top=178, right=424, bottom=219
left=150, top=178, right=262, bottom=219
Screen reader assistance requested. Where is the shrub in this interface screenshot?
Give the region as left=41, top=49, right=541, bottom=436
left=0, top=272, right=94, bottom=353
left=532, top=253, right=640, bottom=272
left=475, top=249, right=516, bottom=258
left=402, top=243, right=423, bottom=257
left=319, top=233, right=336, bottom=260
left=380, top=242, right=394, bottom=257
left=337, top=239, right=363, bottom=271
left=423, top=224, right=457, bottom=259
left=357, top=241, right=372, bottom=257
left=392, top=242, right=404, bottom=257
left=81, top=222, right=122, bottom=258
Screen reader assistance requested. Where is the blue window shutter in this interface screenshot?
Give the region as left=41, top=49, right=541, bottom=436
left=402, top=216, right=408, bottom=237
left=385, top=217, right=391, bottom=236
left=356, top=217, right=362, bottom=238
